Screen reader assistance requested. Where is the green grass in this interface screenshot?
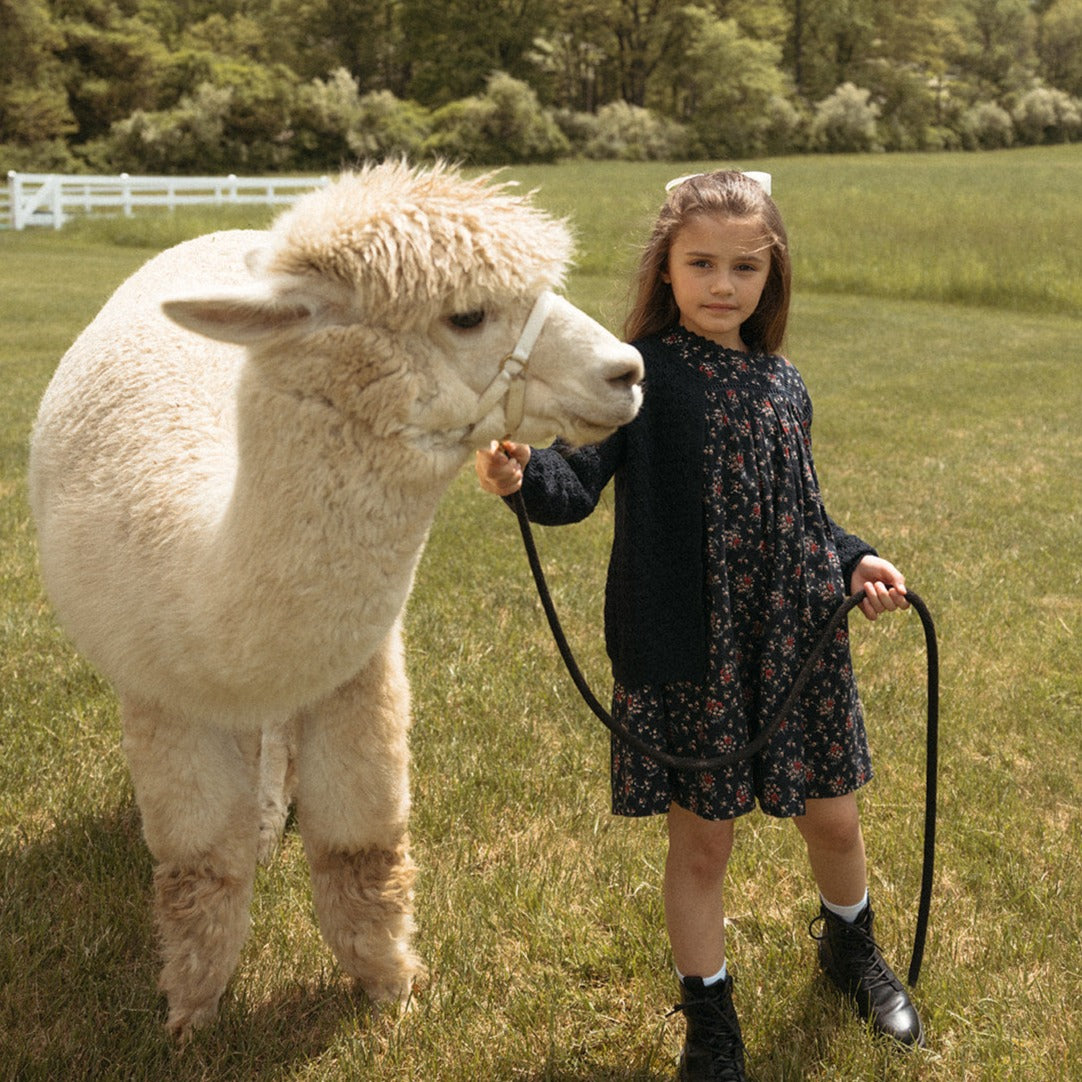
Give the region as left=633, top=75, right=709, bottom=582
left=2, top=147, right=1081, bottom=1081
left=505, top=144, right=1082, bottom=322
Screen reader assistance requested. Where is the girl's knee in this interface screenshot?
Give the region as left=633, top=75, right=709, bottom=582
left=795, top=795, right=863, bottom=852
left=667, top=803, right=735, bottom=878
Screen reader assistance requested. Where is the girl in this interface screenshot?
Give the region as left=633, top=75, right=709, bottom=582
left=476, top=171, right=923, bottom=1080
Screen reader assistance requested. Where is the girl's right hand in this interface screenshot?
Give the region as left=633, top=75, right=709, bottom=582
left=475, top=440, right=531, bottom=496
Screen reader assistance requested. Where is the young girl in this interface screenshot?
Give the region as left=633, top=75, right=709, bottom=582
left=476, top=171, right=923, bottom=1079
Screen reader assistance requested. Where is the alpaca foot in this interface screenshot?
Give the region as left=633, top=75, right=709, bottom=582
left=257, top=723, right=297, bottom=865
left=309, top=841, right=426, bottom=1004
left=154, top=859, right=255, bottom=1040
left=165, top=997, right=223, bottom=1045
left=356, top=955, right=428, bottom=1006
left=257, top=814, right=286, bottom=866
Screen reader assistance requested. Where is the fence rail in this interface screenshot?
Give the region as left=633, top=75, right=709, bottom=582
left=5, top=172, right=331, bottom=230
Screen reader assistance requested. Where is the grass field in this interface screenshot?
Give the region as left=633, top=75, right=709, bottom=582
left=1, top=146, right=1080, bottom=1081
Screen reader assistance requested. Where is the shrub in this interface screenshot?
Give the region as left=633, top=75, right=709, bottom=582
left=1011, top=86, right=1082, bottom=144
left=88, top=83, right=234, bottom=173
left=291, top=67, right=363, bottom=167
left=581, top=101, right=689, bottom=160
left=424, top=72, right=568, bottom=165
left=809, top=83, right=882, bottom=153
left=552, top=108, right=601, bottom=153
left=866, top=63, right=946, bottom=151
left=85, top=59, right=302, bottom=174
left=0, top=138, right=85, bottom=174
left=958, top=101, right=1015, bottom=149
left=349, top=91, right=432, bottom=162
left=759, top=94, right=805, bottom=155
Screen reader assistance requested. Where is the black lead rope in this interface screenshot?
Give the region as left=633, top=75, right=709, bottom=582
left=508, top=489, right=938, bottom=987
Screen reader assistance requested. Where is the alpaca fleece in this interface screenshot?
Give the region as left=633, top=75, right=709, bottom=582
left=29, top=161, right=642, bottom=1040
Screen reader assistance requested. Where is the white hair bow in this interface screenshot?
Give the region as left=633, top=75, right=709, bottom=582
left=665, top=170, right=772, bottom=195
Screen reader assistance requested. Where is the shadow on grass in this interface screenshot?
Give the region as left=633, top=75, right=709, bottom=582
left=0, top=802, right=381, bottom=1082
left=518, top=1070, right=670, bottom=1082
left=751, top=977, right=847, bottom=1080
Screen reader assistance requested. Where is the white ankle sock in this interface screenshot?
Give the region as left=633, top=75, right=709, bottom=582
left=821, top=890, right=869, bottom=923
left=676, top=962, right=728, bottom=986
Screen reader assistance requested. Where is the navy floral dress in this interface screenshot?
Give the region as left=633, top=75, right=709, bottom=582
left=610, top=328, right=873, bottom=820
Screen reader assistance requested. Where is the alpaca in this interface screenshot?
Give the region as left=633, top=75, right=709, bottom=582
left=28, top=161, right=643, bottom=1040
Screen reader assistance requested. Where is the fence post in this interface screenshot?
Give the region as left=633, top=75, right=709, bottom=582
left=121, top=173, right=132, bottom=217
left=49, top=175, right=64, bottom=229
left=8, top=172, right=22, bottom=230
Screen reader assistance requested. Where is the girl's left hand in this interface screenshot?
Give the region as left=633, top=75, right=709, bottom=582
left=850, top=556, right=910, bottom=621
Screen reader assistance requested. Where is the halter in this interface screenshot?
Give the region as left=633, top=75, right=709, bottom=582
left=470, top=290, right=555, bottom=439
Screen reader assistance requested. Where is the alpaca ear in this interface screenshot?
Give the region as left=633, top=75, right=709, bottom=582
left=162, top=290, right=316, bottom=345
left=244, top=245, right=273, bottom=276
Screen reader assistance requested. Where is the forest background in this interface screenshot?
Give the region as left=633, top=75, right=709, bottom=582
left=3, top=0, right=1082, bottom=175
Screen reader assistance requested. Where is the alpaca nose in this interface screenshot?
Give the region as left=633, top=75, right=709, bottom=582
left=606, top=347, right=644, bottom=388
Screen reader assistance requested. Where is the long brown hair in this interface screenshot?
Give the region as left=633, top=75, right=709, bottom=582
left=623, top=171, right=791, bottom=353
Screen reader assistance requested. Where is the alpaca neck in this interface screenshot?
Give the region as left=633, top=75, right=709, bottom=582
left=202, top=380, right=466, bottom=709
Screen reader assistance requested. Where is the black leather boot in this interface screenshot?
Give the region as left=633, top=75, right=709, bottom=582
left=810, top=901, right=925, bottom=1048
left=671, top=974, right=746, bottom=1081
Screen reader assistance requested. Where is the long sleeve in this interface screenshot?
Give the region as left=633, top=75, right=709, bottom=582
left=828, top=516, right=878, bottom=588
left=510, top=432, right=625, bottom=525
left=798, top=379, right=877, bottom=588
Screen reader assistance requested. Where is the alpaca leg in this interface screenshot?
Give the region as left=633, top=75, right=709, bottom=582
left=121, top=699, right=261, bottom=1040
left=257, top=719, right=298, bottom=865
left=294, top=622, right=425, bottom=1003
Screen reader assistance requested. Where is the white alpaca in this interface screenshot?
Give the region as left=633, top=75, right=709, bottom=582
left=28, top=161, right=643, bottom=1040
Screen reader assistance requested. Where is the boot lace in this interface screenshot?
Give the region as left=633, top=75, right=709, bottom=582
left=809, top=912, right=904, bottom=996
left=669, top=992, right=746, bottom=1082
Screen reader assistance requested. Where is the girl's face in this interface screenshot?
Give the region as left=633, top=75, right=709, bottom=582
left=662, top=214, right=771, bottom=351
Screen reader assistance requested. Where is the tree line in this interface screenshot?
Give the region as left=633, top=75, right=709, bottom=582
left=3, top=0, right=1081, bottom=174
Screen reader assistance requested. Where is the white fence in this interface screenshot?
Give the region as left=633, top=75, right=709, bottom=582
left=5, top=172, right=331, bottom=230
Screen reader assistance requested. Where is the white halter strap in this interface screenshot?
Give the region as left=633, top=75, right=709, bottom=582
left=471, top=290, right=555, bottom=438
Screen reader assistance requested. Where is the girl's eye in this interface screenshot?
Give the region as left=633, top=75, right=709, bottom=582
left=448, top=310, right=485, bottom=329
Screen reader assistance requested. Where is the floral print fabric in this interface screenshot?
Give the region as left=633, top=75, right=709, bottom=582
left=611, top=328, right=872, bottom=820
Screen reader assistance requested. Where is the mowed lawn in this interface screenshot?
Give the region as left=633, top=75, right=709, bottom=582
left=1, top=147, right=1079, bottom=1081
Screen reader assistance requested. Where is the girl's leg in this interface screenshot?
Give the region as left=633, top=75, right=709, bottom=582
left=666, top=803, right=746, bottom=1081
left=793, top=793, right=867, bottom=907
left=794, top=794, right=924, bottom=1048
left=665, top=802, right=734, bottom=977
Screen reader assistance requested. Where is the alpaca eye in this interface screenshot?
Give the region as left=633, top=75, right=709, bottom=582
left=448, top=310, right=485, bottom=330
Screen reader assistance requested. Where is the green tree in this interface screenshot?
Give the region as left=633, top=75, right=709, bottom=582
left=528, top=0, right=619, bottom=110
left=783, top=0, right=875, bottom=101
left=0, top=0, right=75, bottom=144
left=50, top=1, right=173, bottom=142
left=653, top=8, right=791, bottom=155
left=948, top=0, right=1037, bottom=96
left=859, top=0, right=965, bottom=146
left=601, top=0, right=695, bottom=106
left=259, top=0, right=407, bottom=92
left=401, top=0, right=551, bottom=106
left=721, top=0, right=789, bottom=48
left=1037, top=0, right=1082, bottom=95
